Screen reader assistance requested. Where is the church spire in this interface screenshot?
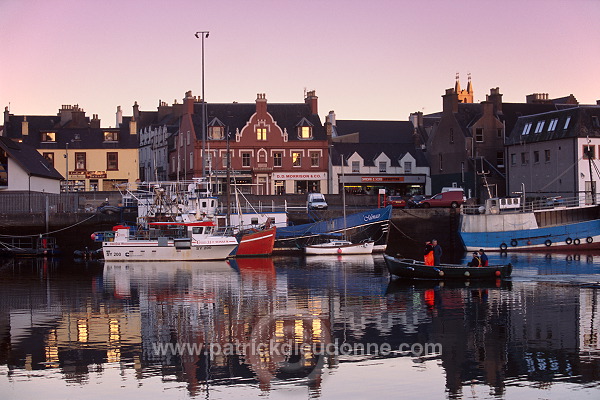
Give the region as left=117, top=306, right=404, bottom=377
left=454, top=72, right=461, bottom=93
left=466, top=72, right=473, bottom=94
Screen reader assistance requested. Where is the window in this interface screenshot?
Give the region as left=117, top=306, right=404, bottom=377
left=545, top=149, right=551, bottom=163
left=593, top=116, right=600, bottom=128
left=257, top=128, right=267, bottom=141
left=0, top=149, right=7, bottom=187
left=475, top=128, right=483, bottom=142
left=43, top=152, right=54, bottom=167
left=104, top=131, right=118, bottom=141
left=564, top=116, right=571, bottom=130
left=41, top=132, right=56, bottom=142
left=534, top=121, right=545, bottom=134
left=186, top=131, right=191, bottom=145
left=300, top=126, right=311, bottom=139
left=310, top=152, right=319, bottom=167
left=511, top=153, right=516, bottom=165
left=209, top=126, right=224, bottom=140
left=190, top=152, right=193, bottom=169
left=379, top=161, right=387, bottom=173
left=404, top=161, right=412, bottom=173
left=583, top=144, right=596, bottom=160
left=548, top=118, right=558, bottom=132
left=242, top=152, right=251, bottom=167
left=352, top=161, right=360, bottom=173
left=449, top=128, right=454, bottom=143
left=521, top=152, right=529, bottom=165
left=497, top=128, right=503, bottom=138
left=107, top=152, right=118, bottom=170
left=274, top=152, right=282, bottom=167
left=439, top=154, right=443, bottom=171
left=533, top=150, right=540, bottom=164
left=75, top=153, right=86, bottom=170
left=496, top=152, right=504, bottom=168
left=222, top=152, right=229, bottom=168
left=522, top=123, right=532, bottom=135
left=292, top=152, right=301, bottom=167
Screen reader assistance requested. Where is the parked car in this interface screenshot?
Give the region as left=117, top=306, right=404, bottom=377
left=418, top=190, right=466, bottom=208
left=383, top=196, right=406, bottom=208
left=407, top=194, right=426, bottom=208
left=307, top=192, right=328, bottom=210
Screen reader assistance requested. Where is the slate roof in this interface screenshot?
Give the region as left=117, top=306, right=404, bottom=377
left=0, top=137, right=63, bottom=180
left=331, top=142, right=428, bottom=168
left=190, top=102, right=325, bottom=141
left=334, top=120, right=416, bottom=143
left=3, top=114, right=139, bottom=149
left=506, top=106, right=600, bottom=146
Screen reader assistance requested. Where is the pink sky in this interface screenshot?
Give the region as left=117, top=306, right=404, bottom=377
left=2, top=0, right=599, bottom=126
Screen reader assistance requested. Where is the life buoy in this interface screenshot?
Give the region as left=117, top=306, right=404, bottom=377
left=565, top=237, right=573, bottom=245
left=573, top=238, right=581, bottom=245
left=510, top=239, right=518, bottom=247
left=337, top=248, right=343, bottom=254
left=500, top=243, right=508, bottom=251
left=586, top=237, right=594, bottom=243
left=544, top=239, right=552, bottom=247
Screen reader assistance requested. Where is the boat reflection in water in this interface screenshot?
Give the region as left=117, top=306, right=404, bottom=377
left=0, top=253, right=599, bottom=399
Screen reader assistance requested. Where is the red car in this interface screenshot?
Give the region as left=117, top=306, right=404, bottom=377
left=383, top=196, right=406, bottom=208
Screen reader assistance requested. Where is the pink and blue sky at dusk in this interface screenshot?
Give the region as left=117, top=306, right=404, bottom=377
left=2, top=0, right=599, bottom=126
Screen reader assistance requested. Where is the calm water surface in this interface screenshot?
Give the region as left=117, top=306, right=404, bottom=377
left=0, top=252, right=599, bottom=399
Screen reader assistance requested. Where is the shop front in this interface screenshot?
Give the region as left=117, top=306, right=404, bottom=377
left=340, top=174, right=427, bottom=196
left=272, top=172, right=328, bottom=195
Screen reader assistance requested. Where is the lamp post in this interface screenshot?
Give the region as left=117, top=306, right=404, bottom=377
left=195, top=31, right=209, bottom=179
left=64, top=142, right=69, bottom=193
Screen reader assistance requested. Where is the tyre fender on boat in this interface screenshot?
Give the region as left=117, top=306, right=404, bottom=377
left=510, top=239, right=518, bottom=247
left=544, top=239, right=552, bottom=247
left=587, top=237, right=594, bottom=244
left=500, top=243, right=508, bottom=251
left=565, top=237, right=573, bottom=245
left=573, top=238, right=581, bottom=245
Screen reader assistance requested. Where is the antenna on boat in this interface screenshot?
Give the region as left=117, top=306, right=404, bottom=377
left=341, top=154, right=347, bottom=240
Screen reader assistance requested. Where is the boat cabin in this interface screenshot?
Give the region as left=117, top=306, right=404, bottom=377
left=482, top=197, right=521, bottom=214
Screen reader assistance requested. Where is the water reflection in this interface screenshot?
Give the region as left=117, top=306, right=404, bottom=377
left=0, top=253, right=598, bottom=399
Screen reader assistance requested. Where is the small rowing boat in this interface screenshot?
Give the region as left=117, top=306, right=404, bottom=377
left=383, top=254, right=512, bottom=280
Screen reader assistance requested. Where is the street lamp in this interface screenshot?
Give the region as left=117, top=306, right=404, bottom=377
left=195, top=31, right=209, bottom=179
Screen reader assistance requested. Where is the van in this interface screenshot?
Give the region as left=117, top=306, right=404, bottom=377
left=307, top=193, right=328, bottom=210
left=418, top=190, right=465, bottom=208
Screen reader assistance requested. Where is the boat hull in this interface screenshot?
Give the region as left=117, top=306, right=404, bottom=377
left=235, top=227, right=277, bottom=257
left=383, top=254, right=512, bottom=280
left=305, top=241, right=374, bottom=255
left=102, top=241, right=237, bottom=261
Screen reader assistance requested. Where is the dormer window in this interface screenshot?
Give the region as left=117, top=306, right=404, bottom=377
left=296, top=117, right=314, bottom=139
left=209, top=126, right=224, bottom=140
left=534, top=121, right=545, bottom=134
left=522, top=122, right=532, bottom=135
left=41, top=131, right=56, bottom=142
left=104, top=131, right=118, bottom=142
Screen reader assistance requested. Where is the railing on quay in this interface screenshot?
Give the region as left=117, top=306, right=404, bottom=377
left=462, top=194, right=599, bottom=215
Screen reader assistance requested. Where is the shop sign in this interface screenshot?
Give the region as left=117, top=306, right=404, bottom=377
left=361, top=176, right=405, bottom=182
left=272, top=172, right=327, bottom=180
left=87, top=171, right=107, bottom=179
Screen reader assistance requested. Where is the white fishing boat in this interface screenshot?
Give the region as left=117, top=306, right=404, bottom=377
left=304, top=239, right=375, bottom=255
left=98, top=221, right=238, bottom=261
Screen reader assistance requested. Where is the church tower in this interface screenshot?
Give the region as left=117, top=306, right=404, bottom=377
left=454, top=73, right=474, bottom=103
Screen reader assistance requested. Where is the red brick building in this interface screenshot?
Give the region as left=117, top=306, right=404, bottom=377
left=171, top=91, right=329, bottom=195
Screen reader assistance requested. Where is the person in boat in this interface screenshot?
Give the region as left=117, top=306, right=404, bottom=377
left=467, top=252, right=482, bottom=267
left=424, top=241, right=434, bottom=266
left=478, top=249, right=489, bottom=267
left=432, top=239, right=442, bottom=266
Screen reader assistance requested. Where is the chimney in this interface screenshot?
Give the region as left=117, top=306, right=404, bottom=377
left=132, top=101, right=140, bottom=121
left=116, top=106, right=123, bottom=127
left=481, top=101, right=494, bottom=117
left=90, top=114, right=100, bottom=128
left=486, top=87, right=503, bottom=114
left=256, top=93, right=267, bottom=116
left=59, top=105, right=73, bottom=126
left=442, top=88, right=459, bottom=114
left=597, top=100, right=600, bottom=106
left=21, top=116, right=28, bottom=136
left=305, top=90, right=318, bottom=115
left=326, top=110, right=336, bottom=127
left=3, top=107, right=9, bottom=133
left=526, top=93, right=550, bottom=104
left=130, top=119, right=137, bottom=136
left=184, top=90, right=194, bottom=115
left=409, top=111, right=424, bottom=128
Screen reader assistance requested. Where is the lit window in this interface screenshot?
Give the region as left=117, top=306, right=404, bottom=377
left=300, top=126, right=311, bottom=139
left=564, top=116, right=571, bottom=130
left=522, top=123, right=532, bottom=135
left=107, top=152, right=118, bottom=170
left=274, top=152, right=282, bottom=167
left=41, top=132, right=56, bottom=142
left=257, top=128, right=267, bottom=141
left=242, top=153, right=251, bottom=167
left=104, top=131, right=118, bottom=141
left=310, top=152, right=319, bottom=167
left=209, top=126, right=224, bottom=140
left=292, top=152, right=301, bottom=167
left=352, top=161, right=360, bottom=173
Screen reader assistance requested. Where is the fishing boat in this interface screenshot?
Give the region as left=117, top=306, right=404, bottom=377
left=383, top=254, right=512, bottom=280
left=305, top=239, right=374, bottom=255
left=96, top=221, right=238, bottom=261
left=460, top=196, right=600, bottom=252
left=235, top=226, right=277, bottom=257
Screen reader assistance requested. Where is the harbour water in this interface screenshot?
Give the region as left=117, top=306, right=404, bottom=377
left=0, top=252, right=599, bottom=399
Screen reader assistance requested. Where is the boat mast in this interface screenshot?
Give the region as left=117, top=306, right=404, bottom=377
left=341, top=154, right=346, bottom=240
left=587, top=136, right=597, bottom=205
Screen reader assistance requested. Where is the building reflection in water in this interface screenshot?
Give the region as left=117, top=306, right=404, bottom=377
left=0, top=253, right=598, bottom=398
